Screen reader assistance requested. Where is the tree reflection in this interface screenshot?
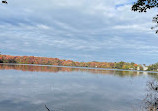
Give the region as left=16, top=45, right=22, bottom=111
left=44, top=104, right=63, bottom=111
left=0, top=64, right=148, bottom=77
left=143, top=80, right=158, bottom=111
left=45, top=105, right=51, bottom=111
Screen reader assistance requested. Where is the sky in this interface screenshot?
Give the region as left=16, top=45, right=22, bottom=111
left=0, top=0, right=158, bottom=65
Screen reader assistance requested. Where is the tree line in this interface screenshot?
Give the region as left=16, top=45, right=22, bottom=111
left=0, top=55, right=142, bottom=70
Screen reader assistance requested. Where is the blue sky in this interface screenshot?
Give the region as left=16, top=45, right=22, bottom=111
left=0, top=0, right=158, bottom=64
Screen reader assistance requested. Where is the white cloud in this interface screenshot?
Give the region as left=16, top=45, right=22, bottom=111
left=36, top=24, right=50, bottom=30
left=0, top=0, right=158, bottom=64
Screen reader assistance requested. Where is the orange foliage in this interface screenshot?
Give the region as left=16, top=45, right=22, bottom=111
left=0, top=55, right=139, bottom=70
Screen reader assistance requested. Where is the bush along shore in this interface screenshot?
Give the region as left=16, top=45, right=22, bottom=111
left=0, top=54, right=146, bottom=71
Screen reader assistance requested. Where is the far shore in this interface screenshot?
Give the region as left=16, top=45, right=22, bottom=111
left=1, top=54, right=158, bottom=73
left=1, top=63, right=158, bottom=74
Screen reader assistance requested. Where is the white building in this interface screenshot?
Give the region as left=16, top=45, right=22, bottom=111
left=137, top=66, right=140, bottom=70
left=142, top=65, right=148, bottom=71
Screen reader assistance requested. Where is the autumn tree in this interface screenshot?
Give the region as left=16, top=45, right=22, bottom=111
left=0, top=52, right=2, bottom=63
left=132, top=0, right=158, bottom=33
left=115, top=61, right=125, bottom=69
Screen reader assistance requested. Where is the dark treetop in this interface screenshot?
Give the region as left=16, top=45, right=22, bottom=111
left=132, top=0, right=158, bottom=33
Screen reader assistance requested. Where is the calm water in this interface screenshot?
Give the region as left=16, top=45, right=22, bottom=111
left=0, top=64, right=158, bottom=111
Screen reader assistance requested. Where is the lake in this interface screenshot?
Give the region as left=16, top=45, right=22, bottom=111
left=0, top=64, right=157, bottom=111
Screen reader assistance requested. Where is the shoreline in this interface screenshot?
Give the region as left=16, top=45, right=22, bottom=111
left=1, top=63, right=158, bottom=74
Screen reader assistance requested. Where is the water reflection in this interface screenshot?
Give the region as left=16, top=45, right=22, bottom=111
left=0, top=64, right=156, bottom=77
left=0, top=64, right=158, bottom=111
left=142, top=80, right=158, bottom=111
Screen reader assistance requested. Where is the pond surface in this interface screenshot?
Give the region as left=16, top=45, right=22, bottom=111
left=0, top=64, right=158, bottom=111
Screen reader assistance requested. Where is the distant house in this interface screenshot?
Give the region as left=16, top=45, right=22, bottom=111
left=137, top=66, right=140, bottom=71
left=142, top=65, right=148, bottom=71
